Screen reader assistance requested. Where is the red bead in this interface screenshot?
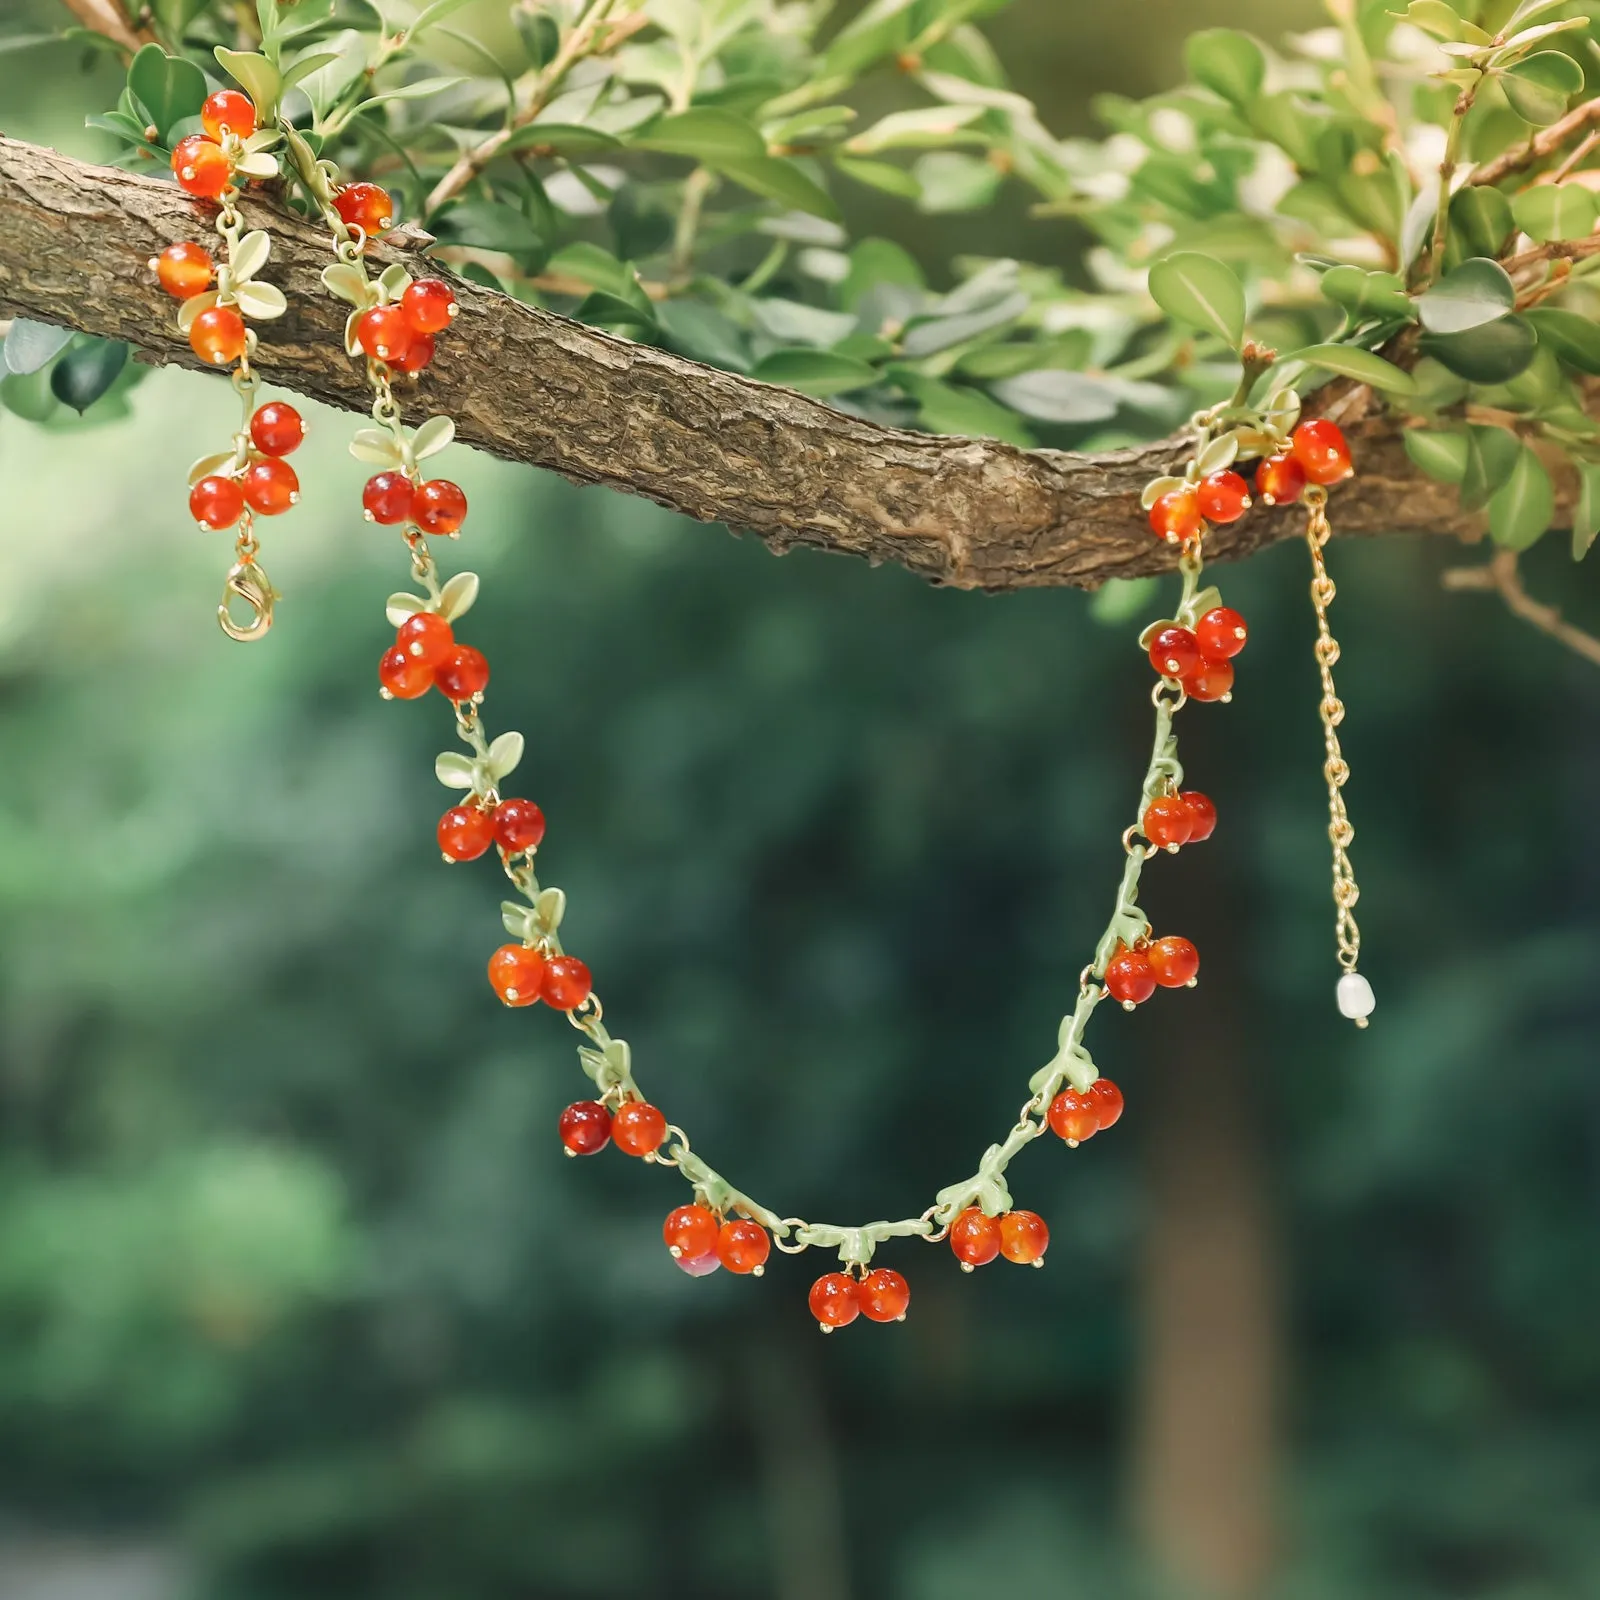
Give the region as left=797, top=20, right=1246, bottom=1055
left=395, top=611, right=454, bottom=667
left=612, top=1100, right=668, bottom=1157
left=434, top=644, right=489, bottom=701
left=414, top=479, right=468, bottom=536
left=1292, top=419, right=1353, bottom=485
left=189, top=474, right=244, bottom=530
left=948, top=1207, right=1002, bottom=1268
left=717, top=1218, right=771, bottom=1274
left=188, top=304, right=247, bottom=366
left=437, top=804, right=494, bottom=862
left=1147, top=625, right=1201, bottom=681
left=1255, top=451, right=1306, bottom=506
left=363, top=471, right=415, bottom=525
left=809, top=1272, right=860, bottom=1329
left=1149, top=486, right=1203, bottom=543
left=1183, top=658, right=1234, bottom=702
left=201, top=89, right=256, bottom=141
left=1195, top=606, right=1248, bottom=661
left=487, top=943, right=546, bottom=1006
left=858, top=1267, right=910, bottom=1322
left=378, top=645, right=432, bottom=699
left=541, top=954, right=592, bottom=1011
left=664, top=1203, right=719, bottom=1263
left=402, top=278, right=459, bottom=334
left=155, top=241, right=213, bottom=299
left=171, top=134, right=230, bottom=199
left=250, top=402, right=304, bottom=457
left=999, top=1210, right=1050, bottom=1265
left=1143, top=794, right=1193, bottom=850
left=393, top=331, right=435, bottom=374
left=356, top=305, right=412, bottom=364
left=242, top=458, right=299, bottom=515
left=1196, top=469, right=1251, bottom=524
left=333, top=182, right=395, bottom=236
left=1148, top=934, right=1199, bottom=988
left=676, top=1250, right=722, bottom=1276
left=1048, top=1089, right=1098, bottom=1143
left=1105, top=944, right=1156, bottom=1007
left=492, top=798, right=546, bottom=854
left=558, top=1100, right=611, bottom=1156
left=1180, top=791, right=1217, bottom=842
left=1088, top=1078, right=1124, bottom=1130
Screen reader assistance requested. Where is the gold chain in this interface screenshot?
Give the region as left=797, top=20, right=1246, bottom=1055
left=1304, top=487, right=1362, bottom=988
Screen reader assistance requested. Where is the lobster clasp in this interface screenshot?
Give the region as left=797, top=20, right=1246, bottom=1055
left=217, top=559, right=279, bottom=643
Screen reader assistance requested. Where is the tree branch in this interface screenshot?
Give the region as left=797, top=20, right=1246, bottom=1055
left=1442, top=550, right=1600, bottom=668
left=1470, top=95, right=1600, bottom=189
left=0, top=135, right=1499, bottom=591
left=56, top=0, right=153, bottom=54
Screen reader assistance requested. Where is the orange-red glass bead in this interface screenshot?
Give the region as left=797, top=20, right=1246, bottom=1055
left=1195, top=605, right=1247, bottom=661
left=558, top=1100, right=611, bottom=1155
left=1088, top=1078, right=1124, bottom=1130
left=1149, top=486, right=1202, bottom=543
left=1148, top=934, right=1199, bottom=988
left=363, top=471, right=415, bottom=525
left=250, top=402, right=304, bottom=457
left=1181, top=790, right=1217, bottom=842
left=858, top=1268, right=910, bottom=1322
left=541, top=955, right=592, bottom=1011
left=1292, top=419, right=1353, bottom=485
left=1105, top=944, right=1156, bottom=1007
left=393, top=331, right=434, bottom=374
left=612, top=1100, right=668, bottom=1157
left=155, top=241, right=214, bottom=299
left=717, top=1218, right=771, bottom=1274
left=434, top=644, right=489, bottom=701
left=438, top=804, right=495, bottom=862
left=1255, top=451, right=1305, bottom=506
left=948, top=1207, right=1002, bottom=1268
left=378, top=645, right=433, bottom=700
left=242, top=458, right=298, bottom=515
left=171, top=134, right=230, bottom=199
left=664, top=1203, right=719, bottom=1262
left=1196, top=469, right=1250, bottom=524
left=1048, top=1088, right=1098, bottom=1143
left=1143, top=793, right=1193, bottom=850
left=414, top=479, right=467, bottom=536
left=999, top=1210, right=1050, bottom=1265
left=189, top=474, right=244, bottom=530
left=395, top=612, right=454, bottom=667
left=1148, top=625, right=1201, bottom=681
left=356, top=305, right=412, bottom=364
left=333, top=182, right=395, bottom=236
left=201, top=89, right=256, bottom=141
left=188, top=304, right=247, bottom=366
left=492, top=799, right=545, bottom=854
left=1183, top=658, right=1234, bottom=703
left=809, top=1272, right=859, bottom=1329
left=403, top=278, right=459, bottom=334
left=487, top=943, right=546, bottom=1006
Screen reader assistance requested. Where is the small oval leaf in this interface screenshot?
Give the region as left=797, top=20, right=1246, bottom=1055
left=1148, top=251, right=1246, bottom=349
left=1293, top=343, right=1418, bottom=394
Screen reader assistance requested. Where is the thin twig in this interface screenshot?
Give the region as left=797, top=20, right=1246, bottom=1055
left=1442, top=550, right=1600, bottom=668
left=1471, top=95, right=1600, bottom=188
left=57, top=0, right=152, bottom=53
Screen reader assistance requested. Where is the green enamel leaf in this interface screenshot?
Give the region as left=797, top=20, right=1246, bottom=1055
left=1147, top=251, right=1245, bottom=349
left=1511, top=182, right=1598, bottom=241
left=1416, top=257, right=1516, bottom=334
left=1573, top=462, right=1600, bottom=558
left=1294, top=343, right=1418, bottom=394
left=128, top=44, right=207, bottom=141
left=1500, top=50, right=1584, bottom=125
left=1420, top=314, right=1538, bottom=383
left=750, top=349, right=879, bottom=397
left=1403, top=427, right=1471, bottom=483
left=1487, top=445, right=1553, bottom=550
left=1185, top=28, right=1266, bottom=106
left=1525, top=308, right=1600, bottom=375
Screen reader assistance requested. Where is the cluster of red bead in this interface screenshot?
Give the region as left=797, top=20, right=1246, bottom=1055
left=189, top=401, right=304, bottom=528
left=354, top=273, right=458, bottom=376
left=559, top=1098, right=668, bottom=1158
left=171, top=88, right=256, bottom=199
left=1048, top=1077, right=1125, bottom=1146
left=948, top=1206, right=1051, bottom=1270
left=1146, top=604, right=1248, bottom=702
left=809, top=1267, right=912, bottom=1329
left=1105, top=934, right=1200, bottom=1007
left=377, top=609, right=488, bottom=703
left=664, top=1205, right=775, bottom=1278
left=364, top=468, right=469, bottom=537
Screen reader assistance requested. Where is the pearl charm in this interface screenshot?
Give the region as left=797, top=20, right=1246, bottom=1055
left=1336, top=971, right=1374, bottom=1026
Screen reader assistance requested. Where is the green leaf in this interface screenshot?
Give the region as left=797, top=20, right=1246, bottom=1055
left=892, top=371, right=1034, bottom=446
left=1247, top=93, right=1320, bottom=169
left=1449, top=186, right=1514, bottom=258
left=655, top=300, right=751, bottom=371
left=1403, top=427, right=1471, bottom=483
left=1415, top=257, right=1516, bottom=334
left=404, top=0, right=479, bottom=36
left=502, top=123, right=626, bottom=156
left=574, top=290, right=656, bottom=330
left=48, top=338, right=127, bottom=413
left=1391, top=1, right=1484, bottom=43
left=1525, top=308, right=1600, bottom=374
left=843, top=105, right=987, bottom=155
left=900, top=292, right=1028, bottom=357
left=545, top=242, right=634, bottom=297
left=215, top=48, right=282, bottom=118
left=4, top=318, right=72, bottom=375
left=714, top=157, right=840, bottom=222
left=1488, top=445, right=1553, bottom=549
left=1500, top=50, right=1584, bottom=125
left=840, top=237, right=924, bottom=311
left=1421, top=314, right=1538, bottom=382
left=1573, top=462, right=1600, bottom=558
left=913, top=151, right=1002, bottom=213
left=989, top=369, right=1121, bottom=424
left=750, top=349, right=879, bottom=396
left=434, top=202, right=544, bottom=263
left=632, top=109, right=765, bottom=161
left=1460, top=424, right=1523, bottom=509
left=0, top=366, right=60, bottom=422
left=1147, top=251, right=1245, bottom=349
left=1185, top=28, right=1266, bottom=107
left=832, top=155, right=920, bottom=199
left=1512, top=181, right=1598, bottom=241
left=1294, top=343, right=1418, bottom=394
left=128, top=44, right=208, bottom=141
left=1319, top=265, right=1414, bottom=321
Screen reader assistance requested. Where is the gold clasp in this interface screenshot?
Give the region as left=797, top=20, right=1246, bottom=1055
left=217, top=559, right=279, bottom=643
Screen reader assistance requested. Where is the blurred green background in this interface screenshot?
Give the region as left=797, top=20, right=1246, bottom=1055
left=6, top=4, right=1600, bottom=1599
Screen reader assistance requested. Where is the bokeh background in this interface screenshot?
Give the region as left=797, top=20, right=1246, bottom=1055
left=5, top=4, right=1600, bottom=1598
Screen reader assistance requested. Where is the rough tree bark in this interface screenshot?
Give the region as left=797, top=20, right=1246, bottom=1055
left=0, top=135, right=1492, bottom=592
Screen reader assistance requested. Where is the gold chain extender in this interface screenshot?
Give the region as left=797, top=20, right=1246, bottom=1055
left=1304, top=486, right=1373, bottom=1027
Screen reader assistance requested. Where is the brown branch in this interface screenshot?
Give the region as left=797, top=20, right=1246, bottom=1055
left=57, top=0, right=153, bottom=54
left=1471, top=95, right=1600, bottom=188
left=0, top=135, right=1505, bottom=592
left=1442, top=550, right=1600, bottom=668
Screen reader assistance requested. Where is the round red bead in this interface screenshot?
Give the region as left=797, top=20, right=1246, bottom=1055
left=717, top=1219, right=771, bottom=1274
left=395, top=611, right=454, bottom=667
left=948, top=1207, right=1002, bottom=1268
left=1183, top=658, right=1234, bottom=703
left=1292, top=419, right=1353, bottom=485
left=242, top=458, right=298, bottom=515
left=1048, top=1089, right=1098, bottom=1143
left=492, top=798, right=546, bottom=854
left=402, top=278, right=458, bottom=334
left=1180, top=791, right=1217, bottom=842
left=1196, top=469, right=1251, bottom=524
left=333, top=182, right=395, bottom=236
left=378, top=645, right=433, bottom=700
left=1256, top=451, right=1306, bottom=506
left=155, top=241, right=213, bottom=299
left=1147, top=625, right=1202, bottom=681
left=363, top=472, right=415, bottom=525
left=1148, top=934, right=1199, bottom=988
left=189, top=474, right=244, bottom=530
left=999, top=1210, right=1050, bottom=1265
left=1149, top=486, right=1203, bottom=543
left=1143, top=793, right=1193, bottom=850
left=541, top=955, right=592, bottom=1011
left=250, top=402, right=304, bottom=457
left=434, top=645, right=489, bottom=701
left=612, top=1101, right=668, bottom=1157
left=437, top=804, right=494, bottom=862
left=393, top=331, right=435, bottom=374
left=487, top=944, right=546, bottom=1006
left=809, top=1272, right=860, bottom=1329
left=356, top=305, right=412, bottom=364
left=414, top=479, right=468, bottom=536
left=201, top=89, right=256, bottom=141
left=188, top=304, right=247, bottom=366
left=858, top=1268, right=910, bottom=1322
left=558, top=1100, right=611, bottom=1156
left=1195, top=606, right=1248, bottom=661
left=664, top=1203, right=719, bottom=1263
left=1105, top=945, right=1156, bottom=1006
left=1088, top=1077, right=1124, bottom=1130
left=171, top=134, right=230, bottom=199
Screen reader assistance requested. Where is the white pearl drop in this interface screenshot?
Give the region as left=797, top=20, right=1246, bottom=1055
left=1336, top=971, right=1375, bottom=1022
